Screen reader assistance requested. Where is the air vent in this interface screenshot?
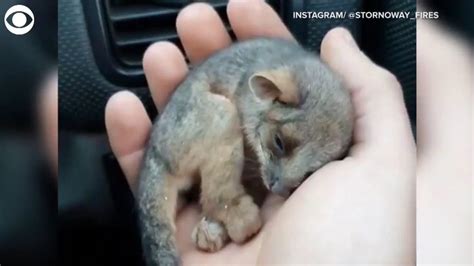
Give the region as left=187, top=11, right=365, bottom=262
left=105, top=0, right=231, bottom=68
left=83, top=0, right=281, bottom=87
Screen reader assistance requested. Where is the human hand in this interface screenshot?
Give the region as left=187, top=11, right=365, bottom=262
left=416, top=20, right=472, bottom=264
left=106, top=1, right=291, bottom=264
left=105, top=1, right=416, bottom=264
left=258, top=27, right=416, bottom=264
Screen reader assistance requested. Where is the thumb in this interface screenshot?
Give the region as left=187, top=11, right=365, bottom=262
left=321, top=27, right=415, bottom=159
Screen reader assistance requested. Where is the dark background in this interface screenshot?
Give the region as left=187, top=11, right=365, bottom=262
left=0, top=0, right=57, bottom=265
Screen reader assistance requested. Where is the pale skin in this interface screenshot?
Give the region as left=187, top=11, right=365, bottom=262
left=39, top=70, right=58, bottom=177
left=105, top=0, right=416, bottom=265
left=416, top=20, right=472, bottom=264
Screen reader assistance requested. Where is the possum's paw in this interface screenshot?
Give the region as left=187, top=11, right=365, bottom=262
left=192, top=216, right=229, bottom=252
left=225, top=195, right=262, bottom=243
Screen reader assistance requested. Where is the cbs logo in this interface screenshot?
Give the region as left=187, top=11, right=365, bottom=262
left=4, top=5, right=34, bottom=35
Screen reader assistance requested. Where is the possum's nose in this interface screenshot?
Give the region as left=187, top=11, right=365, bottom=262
left=271, top=183, right=290, bottom=198
left=269, top=178, right=290, bottom=198
left=268, top=175, right=277, bottom=188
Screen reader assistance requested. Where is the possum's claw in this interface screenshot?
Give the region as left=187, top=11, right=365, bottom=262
left=192, top=216, right=229, bottom=252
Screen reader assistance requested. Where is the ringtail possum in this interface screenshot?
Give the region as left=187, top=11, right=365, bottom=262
left=138, top=38, right=353, bottom=266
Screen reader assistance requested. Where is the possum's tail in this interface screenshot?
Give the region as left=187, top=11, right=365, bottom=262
left=137, top=146, right=180, bottom=266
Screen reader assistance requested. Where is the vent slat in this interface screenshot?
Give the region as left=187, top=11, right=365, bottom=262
left=106, top=1, right=234, bottom=68
left=109, top=2, right=227, bottom=23
left=115, top=30, right=179, bottom=47
left=118, top=37, right=183, bottom=67
left=109, top=4, right=179, bottom=22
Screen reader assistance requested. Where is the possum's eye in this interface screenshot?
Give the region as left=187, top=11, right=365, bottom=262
left=273, top=134, right=285, bottom=156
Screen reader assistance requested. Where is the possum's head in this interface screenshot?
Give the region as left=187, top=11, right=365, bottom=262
left=243, top=57, right=353, bottom=197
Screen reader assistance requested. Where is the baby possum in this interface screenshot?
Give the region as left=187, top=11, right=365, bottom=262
left=138, top=38, right=353, bottom=266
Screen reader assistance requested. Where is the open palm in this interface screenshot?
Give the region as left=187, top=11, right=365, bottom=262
left=105, top=1, right=415, bottom=265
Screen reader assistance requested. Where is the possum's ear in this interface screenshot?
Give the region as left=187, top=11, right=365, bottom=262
left=249, top=69, right=299, bottom=105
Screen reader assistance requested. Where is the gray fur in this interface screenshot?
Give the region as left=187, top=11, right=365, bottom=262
left=138, top=38, right=353, bottom=265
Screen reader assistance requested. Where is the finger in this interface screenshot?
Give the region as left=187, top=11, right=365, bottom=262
left=105, top=91, right=151, bottom=193
left=176, top=3, right=232, bottom=64
left=416, top=21, right=471, bottom=156
left=416, top=21, right=472, bottom=263
left=320, top=27, right=414, bottom=157
left=227, top=0, right=294, bottom=41
left=143, top=42, right=188, bottom=112
left=39, top=70, right=58, bottom=177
